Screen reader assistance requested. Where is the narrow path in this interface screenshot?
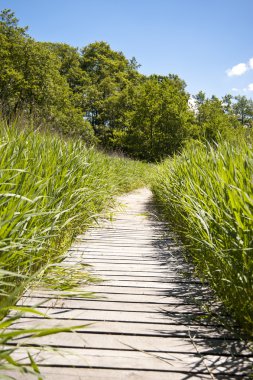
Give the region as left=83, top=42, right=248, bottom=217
left=15, top=188, right=252, bottom=379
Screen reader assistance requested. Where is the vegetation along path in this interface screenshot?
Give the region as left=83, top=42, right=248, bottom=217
left=13, top=188, right=252, bottom=379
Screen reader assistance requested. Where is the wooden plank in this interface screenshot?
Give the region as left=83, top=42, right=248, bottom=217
left=83, top=233, right=170, bottom=238
left=80, top=280, right=203, bottom=289
left=13, top=307, right=207, bottom=324
left=66, top=259, right=169, bottom=265
left=69, top=250, right=161, bottom=257
left=68, top=285, right=173, bottom=294
left=9, top=333, right=197, bottom=352
left=79, top=238, right=171, bottom=242
left=24, top=292, right=197, bottom=304
left=3, top=368, right=213, bottom=380
left=85, top=226, right=172, bottom=231
left=75, top=256, right=169, bottom=262
left=88, top=271, right=183, bottom=278
left=65, top=263, right=178, bottom=271
left=88, top=269, right=182, bottom=275
left=89, top=276, right=203, bottom=286
left=66, top=248, right=161, bottom=254
left=67, top=266, right=174, bottom=274
left=11, top=332, right=250, bottom=356
left=18, top=298, right=204, bottom=313
left=75, top=258, right=176, bottom=265
left=11, top=318, right=233, bottom=339
left=12, top=347, right=253, bottom=375
left=78, top=255, right=164, bottom=261
left=72, top=248, right=162, bottom=254
left=64, top=262, right=171, bottom=270
left=79, top=284, right=203, bottom=293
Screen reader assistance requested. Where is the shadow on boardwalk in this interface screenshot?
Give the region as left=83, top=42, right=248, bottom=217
left=145, top=196, right=253, bottom=379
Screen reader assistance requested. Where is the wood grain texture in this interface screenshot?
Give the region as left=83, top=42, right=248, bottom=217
left=11, top=188, right=252, bottom=379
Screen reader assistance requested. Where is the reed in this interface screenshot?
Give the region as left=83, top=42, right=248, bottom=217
left=152, top=138, right=253, bottom=336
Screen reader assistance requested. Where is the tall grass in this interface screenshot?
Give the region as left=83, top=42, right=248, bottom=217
left=0, top=120, right=151, bottom=303
left=152, top=138, right=253, bottom=337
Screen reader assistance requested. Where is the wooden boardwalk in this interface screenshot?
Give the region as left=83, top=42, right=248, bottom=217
left=12, top=188, right=252, bottom=379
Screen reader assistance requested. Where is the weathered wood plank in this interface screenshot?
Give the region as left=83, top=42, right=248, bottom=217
left=64, top=265, right=182, bottom=274
left=18, top=298, right=204, bottom=313
left=78, top=280, right=203, bottom=289
left=10, top=332, right=250, bottom=356
left=11, top=318, right=234, bottom=339
left=88, top=271, right=187, bottom=279
left=73, top=284, right=203, bottom=294
left=88, top=274, right=181, bottom=281
left=13, top=307, right=207, bottom=324
left=24, top=291, right=197, bottom=304
left=7, top=333, right=196, bottom=352
left=12, top=348, right=253, bottom=375
left=65, top=259, right=170, bottom=266
left=3, top=368, right=213, bottom=380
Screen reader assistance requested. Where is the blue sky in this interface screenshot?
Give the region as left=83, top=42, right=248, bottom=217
left=1, top=0, right=253, bottom=98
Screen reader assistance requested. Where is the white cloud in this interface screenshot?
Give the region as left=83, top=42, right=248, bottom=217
left=226, top=63, right=248, bottom=77
left=188, top=96, right=197, bottom=113
left=231, top=84, right=253, bottom=93
left=226, top=57, right=253, bottom=77
left=249, top=58, right=253, bottom=69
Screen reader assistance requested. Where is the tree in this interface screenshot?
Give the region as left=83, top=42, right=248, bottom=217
left=80, top=41, right=141, bottom=144
left=0, top=8, right=27, bottom=36
left=195, top=96, right=238, bottom=141
left=42, top=42, right=90, bottom=109
left=193, top=91, right=206, bottom=124
left=115, top=75, right=192, bottom=161
left=193, top=90, right=205, bottom=105
left=233, top=95, right=253, bottom=125
left=222, top=94, right=233, bottom=114
left=0, top=10, right=96, bottom=143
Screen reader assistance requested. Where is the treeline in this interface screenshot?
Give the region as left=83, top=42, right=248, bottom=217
left=1, top=9, right=253, bottom=161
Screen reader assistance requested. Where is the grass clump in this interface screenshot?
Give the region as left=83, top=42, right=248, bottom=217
left=152, top=138, right=253, bottom=337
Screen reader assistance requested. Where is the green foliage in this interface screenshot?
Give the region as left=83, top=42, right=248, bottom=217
left=80, top=42, right=194, bottom=161
left=233, top=95, right=253, bottom=126
left=193, top=94, right=240, bottom=141
left=115, top=75, right=193, bottom=161
left=0, top=8, right=27, bottom=36
left=42, top=42, right=90, bottom=109
left=152, top=138, right=253, bottom=337
left=222, top=93, right=233, bottom=114
left=0, top=9, right=95, bottom=142
left=80, top=41, right=142, bottom=144
left=193, top=90, right=206, bottom=107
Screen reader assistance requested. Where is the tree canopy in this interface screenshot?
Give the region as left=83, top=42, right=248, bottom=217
left=0, top=9, right=251, bottom=160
